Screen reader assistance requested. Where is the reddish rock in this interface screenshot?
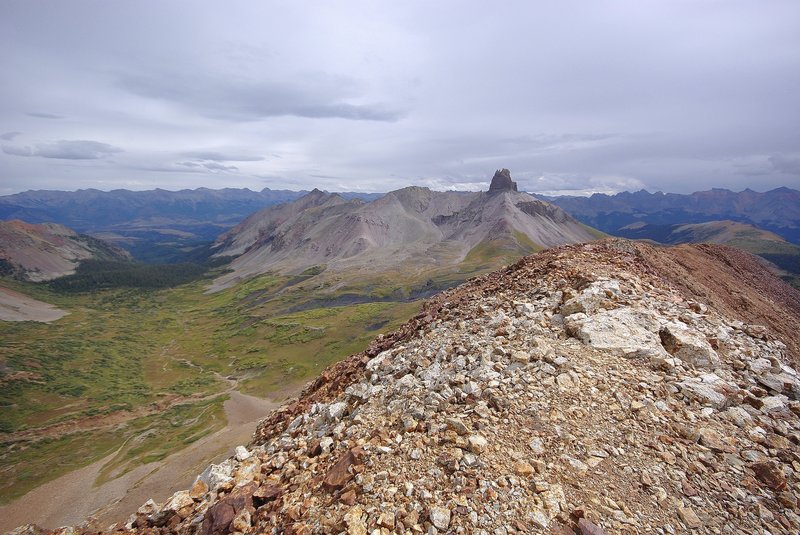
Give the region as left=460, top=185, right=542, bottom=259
left=778, top=491, right=798, bottom=510
left=201, top=503, right=236, bottom=535
left=165, top=514, right=182, bottom=530
left=284, top=523, right=312, bottom=535
left=307, top=439, right=322, bottom=457
left=322, top=447, right=364, bottom=491
left=549, top=521, right=575, bottom=534
left=512, top=519, right=529, bottom=532
left=578, top=518, right=609, bottom=535
left=682, top=480, right=698, bottom=497
left=200, top=482, right=256, bottom=535
left=697, top=428, right=735, bottom=453
left=285, top=504, right=303, bottom=521
left=678, top=506, right=703, bottom=529
left=752, top=462, right=788, bottom=491
left=339, top=489, right=358, bottom=506
left=253, top=484, right=283, bottom=503
left=744, top=394, right=765, bottom=409
left=189, top=479, right=209, bottom=500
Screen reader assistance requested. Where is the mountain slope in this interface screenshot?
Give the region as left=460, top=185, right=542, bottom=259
left=616, top=220, right=800, bottom=287
left=44, top=239, right=800, bottom=534
left=213, top=189, right=359, bottom=258
left=0, top=220, right=130, bottom=281
left=210, top=170, right=596, bottom=290
left=548, top=187, right=800, bottom=245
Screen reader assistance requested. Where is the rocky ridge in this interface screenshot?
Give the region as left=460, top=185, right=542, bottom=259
left=13, top=240, right=800, bottom=534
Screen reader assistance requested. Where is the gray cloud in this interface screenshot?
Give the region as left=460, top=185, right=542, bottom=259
left=0, top=1, right=798, bottom=195
left=35, top=140, right=123, bottom=159
left=769, top=154, right=800, bottom=175
left=131, top=162, right=206, bottom=174
left=0, top=131, right=22, bottom=141
left=3, top=140, right=123, bottom=160
left=118, top=72, right=403, bottom=122
left=26, top=112, right=63, bottom=119
left=2, top=145, right=33, bottom=156
left=203, top=162, right=238, bottom=172
left=181, top=151, right=264, bottom=162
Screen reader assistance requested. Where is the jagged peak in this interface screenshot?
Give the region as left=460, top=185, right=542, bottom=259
left=488, top=168, right=518, bottom=193
left=305, top=187, right=327, bottom=198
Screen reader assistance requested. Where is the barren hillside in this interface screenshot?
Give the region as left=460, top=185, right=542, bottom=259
left=0, top=220, right=129, bottom=282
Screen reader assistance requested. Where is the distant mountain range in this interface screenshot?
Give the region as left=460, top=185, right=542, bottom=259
left=547, top=187, right=800, bottom=245
left=3, top=184, right=797, bottom=275
left=210, top=169, right=599, bottom=292
left=0, top=220, right=130, bottom=281
left=0, top=187, right=381, bottom=262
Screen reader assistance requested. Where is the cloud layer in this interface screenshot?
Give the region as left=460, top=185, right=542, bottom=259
left=1, top=1, right=798, bottom=195
left=2, top=140, right=122, bottom=160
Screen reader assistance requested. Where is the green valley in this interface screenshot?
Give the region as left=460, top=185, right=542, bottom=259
left=0, top=267, right=423, bottom=503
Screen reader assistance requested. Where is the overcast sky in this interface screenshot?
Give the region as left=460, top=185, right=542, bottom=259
left=1, top=1, right=799, bottom=196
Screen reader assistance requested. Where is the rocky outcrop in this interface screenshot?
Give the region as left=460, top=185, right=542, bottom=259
left=12, top=240, right=800, bottom=534
left=487, top=168, right=518, bottom=193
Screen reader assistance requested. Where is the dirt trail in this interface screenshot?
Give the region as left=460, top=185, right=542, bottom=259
left=0, top=390, right=290, bottom=532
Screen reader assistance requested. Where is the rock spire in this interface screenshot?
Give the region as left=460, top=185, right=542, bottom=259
left=488, top=168, right=518, bottom=193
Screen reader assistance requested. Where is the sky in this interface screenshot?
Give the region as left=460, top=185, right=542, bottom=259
left=1, top=1, right=799, bottom=196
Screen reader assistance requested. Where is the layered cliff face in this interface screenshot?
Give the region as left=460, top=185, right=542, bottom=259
left=16, top=240, right=800, bottom=535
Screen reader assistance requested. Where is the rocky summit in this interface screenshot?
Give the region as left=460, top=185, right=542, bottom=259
left=487, top=169, right=518, bottom=193
left=13, top=240, right=800, bottom=535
